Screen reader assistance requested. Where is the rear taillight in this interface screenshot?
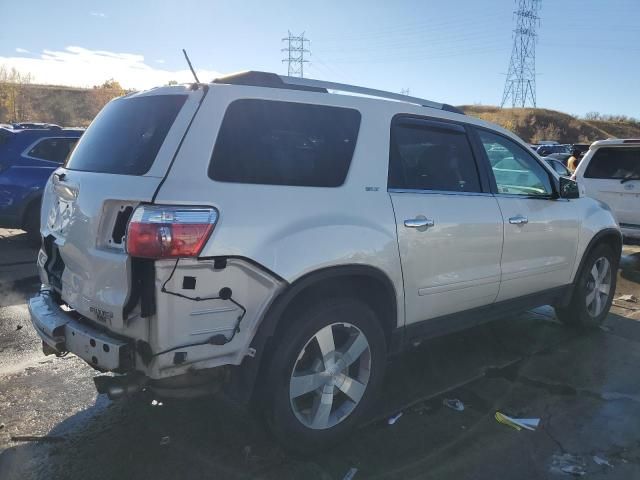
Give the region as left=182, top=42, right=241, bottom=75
left=126, top=205, right=218, bottom=259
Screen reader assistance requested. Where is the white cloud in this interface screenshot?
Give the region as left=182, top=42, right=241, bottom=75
left=90, top=12, right=106, bottom=18
left=155, top=59, right=165, bottom=64
left=15, top=47, right=30, bottom=54
left=0, top=46, right=223, bottom=90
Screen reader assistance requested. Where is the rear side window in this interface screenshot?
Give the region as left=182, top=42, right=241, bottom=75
left=28, top=137, right=79, bottom=164
left=209, top=100, right=361, bottom=187
left=66, top=95, right=187, bottom=175
left=388, top=119, right=481, bottom=193
left=584, top=147, right=640, bottom=180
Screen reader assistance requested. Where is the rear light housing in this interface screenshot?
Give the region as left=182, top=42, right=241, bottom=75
left=126, top=205, right=218, bottom=259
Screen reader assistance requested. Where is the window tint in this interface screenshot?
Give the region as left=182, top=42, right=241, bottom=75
left=388, top=120, right=481, bottom=192
left=584, top=147, right=640, bottom=180
left=209, top=100, right=360, bottom=187
left=66, top=95, right=187, bottom=175
left=28, top=138, right=78, bottom=164
left=478, top=130, right=553, bottom=196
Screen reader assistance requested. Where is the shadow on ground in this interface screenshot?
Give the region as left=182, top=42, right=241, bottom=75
left=4, top=310, right=640, bottom=479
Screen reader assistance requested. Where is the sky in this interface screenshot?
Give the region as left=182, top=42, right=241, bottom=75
left=1, top=0, right=639, bottom=116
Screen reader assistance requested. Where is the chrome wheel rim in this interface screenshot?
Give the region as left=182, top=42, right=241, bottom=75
left=585, top=256, right=612, bottom=317
left=289, top=322, right=371, bottom=430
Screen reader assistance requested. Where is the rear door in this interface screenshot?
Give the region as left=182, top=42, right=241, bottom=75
left=39, top=87, right=205, bottom=331
left=579, top=146, right=640, bottom=230
left=388, top=117, right=503, bottom=325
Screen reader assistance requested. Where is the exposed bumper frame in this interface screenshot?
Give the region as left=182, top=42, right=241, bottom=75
left=28, top=290, right=133, bottom=372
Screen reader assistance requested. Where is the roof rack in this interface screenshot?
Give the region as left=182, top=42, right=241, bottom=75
left=212, top=71, right=463, bottom=114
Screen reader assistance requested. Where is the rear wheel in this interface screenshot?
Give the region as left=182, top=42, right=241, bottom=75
left=263, top=298, right=386, bottom=454
left=556, top=243, right=617, bottom=329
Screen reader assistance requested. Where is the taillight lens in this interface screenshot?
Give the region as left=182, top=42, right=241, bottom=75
left=126, top=205, right=218, bottom=259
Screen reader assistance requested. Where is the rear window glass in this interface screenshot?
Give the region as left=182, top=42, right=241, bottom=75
left=584, top=147, right=640, bottom=180
left=209, top=100, right=361, bottom=187
left=65, top=95, right=186, bottom=175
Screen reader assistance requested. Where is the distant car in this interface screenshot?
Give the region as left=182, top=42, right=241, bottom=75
left=543, top=157, right=571, bottom=177
left=0, top=126, right=83, bottom=241
left=546, top=152, right=572, bottom=165
left=573, top=139, right=640, bottom=241
left=536, top=144, right=571, bottom=156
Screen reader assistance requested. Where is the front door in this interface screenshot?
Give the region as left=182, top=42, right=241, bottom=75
left=475, top=129, right=581, bottom=302
left=388, top=117, right=503, bottom=325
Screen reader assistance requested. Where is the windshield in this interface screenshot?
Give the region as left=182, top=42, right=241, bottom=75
left=65, top=94, right=186, bottom=175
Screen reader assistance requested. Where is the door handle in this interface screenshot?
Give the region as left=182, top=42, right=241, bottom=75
left=404, top=217, right=435, bottom=229
left=509, top=215, right=528, bottom=225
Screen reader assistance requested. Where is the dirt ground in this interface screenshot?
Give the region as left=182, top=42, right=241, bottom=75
left=1, top=227, right=640, bottom=479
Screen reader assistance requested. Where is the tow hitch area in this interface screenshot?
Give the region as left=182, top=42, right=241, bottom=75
left=94, top=374, right=147, bottom=400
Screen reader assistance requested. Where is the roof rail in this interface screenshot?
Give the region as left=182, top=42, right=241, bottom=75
left=212, top=71, right=463, bottom=114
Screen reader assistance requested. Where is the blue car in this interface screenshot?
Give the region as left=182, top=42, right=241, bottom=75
left=0, top=126, right=83, bottom=241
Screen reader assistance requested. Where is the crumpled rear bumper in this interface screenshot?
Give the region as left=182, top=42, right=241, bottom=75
left=28, top=290, right=133, bottom=372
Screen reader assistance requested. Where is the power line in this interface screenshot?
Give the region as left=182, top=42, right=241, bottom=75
left=501, top=0, right=542, bottom=108
left=281, top=31, right=310, bottom=78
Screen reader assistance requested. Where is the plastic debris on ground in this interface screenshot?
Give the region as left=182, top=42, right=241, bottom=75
left=387, top=412, right=403, bottom=425
left=494, top=411, right=540, bottom=431
left=442, top=398, right=465, bottom=412
left=616, top=294, right=638, bottom=303
left=593, top=455, right=613, bottom=468
left=151, top=399, right=163, bottom=407
left=550, top=453, right=586, bottom=476
left=160, top=436, right=170, bottom=446
left=343, top=467, right=358, bottom=480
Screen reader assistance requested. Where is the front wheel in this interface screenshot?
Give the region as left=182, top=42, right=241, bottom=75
left=556, top=243, right=617, bottom=329
left=263, top=298, right=386, bottom=454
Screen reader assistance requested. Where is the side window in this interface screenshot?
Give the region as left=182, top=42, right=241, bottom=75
left=477, top=130, right=553, bottom=196
left=209, top=100, right=361, bottom=187
left=584, top=147, right=640, bottom=180
left=28, top=138, right=79, bottom=164
left=388, top=120, right=482, bottom=193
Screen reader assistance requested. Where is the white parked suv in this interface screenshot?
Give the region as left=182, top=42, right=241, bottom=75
left=573, top=138, right=640, bottom=241
left=29, top=72, right=621, bottom=452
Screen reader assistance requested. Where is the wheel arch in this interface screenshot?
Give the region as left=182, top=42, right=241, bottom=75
left=228, top=264, right=400, bottom=406
left=572, top=228, right=622, bottom=284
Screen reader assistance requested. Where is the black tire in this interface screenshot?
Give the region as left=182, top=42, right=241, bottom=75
left=23, top=202, right=42, bottom=246
left=556, top=243, right=618, bottom=329
left=263, top=297, right=386, bottom=455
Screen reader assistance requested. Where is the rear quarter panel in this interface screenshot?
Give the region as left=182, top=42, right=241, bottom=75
left=153, top=85, right=406, bottom=327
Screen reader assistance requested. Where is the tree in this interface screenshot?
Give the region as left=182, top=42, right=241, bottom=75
left=0, top=65, right=33, bottom=122
left=167, top=80, right=178, bottom=86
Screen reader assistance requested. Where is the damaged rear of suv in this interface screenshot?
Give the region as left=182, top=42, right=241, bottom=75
left=29, top=72, right=621, bottom=452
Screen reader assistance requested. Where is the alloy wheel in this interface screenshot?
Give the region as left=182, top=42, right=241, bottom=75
left=289, top=322, right=371, bottom=430
left=585, top=256, right=612, bottom=317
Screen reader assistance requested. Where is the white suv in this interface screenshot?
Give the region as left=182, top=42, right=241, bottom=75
left=573, top=138, right=640, bottom=241
left=28, top=72, right=621, bottom=452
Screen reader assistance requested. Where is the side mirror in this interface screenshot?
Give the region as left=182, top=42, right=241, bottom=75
left=559, top=176, right=579, bottom=199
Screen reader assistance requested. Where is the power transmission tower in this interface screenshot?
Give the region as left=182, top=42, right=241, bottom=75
left=500, top=0, right=541, bottom=108
left=282, top=31, right=310, bottom=77
left=400, top=88, right=411, bottom=96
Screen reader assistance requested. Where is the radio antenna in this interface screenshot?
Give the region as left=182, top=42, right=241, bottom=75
left=182, top=49, right=201, bottom=84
